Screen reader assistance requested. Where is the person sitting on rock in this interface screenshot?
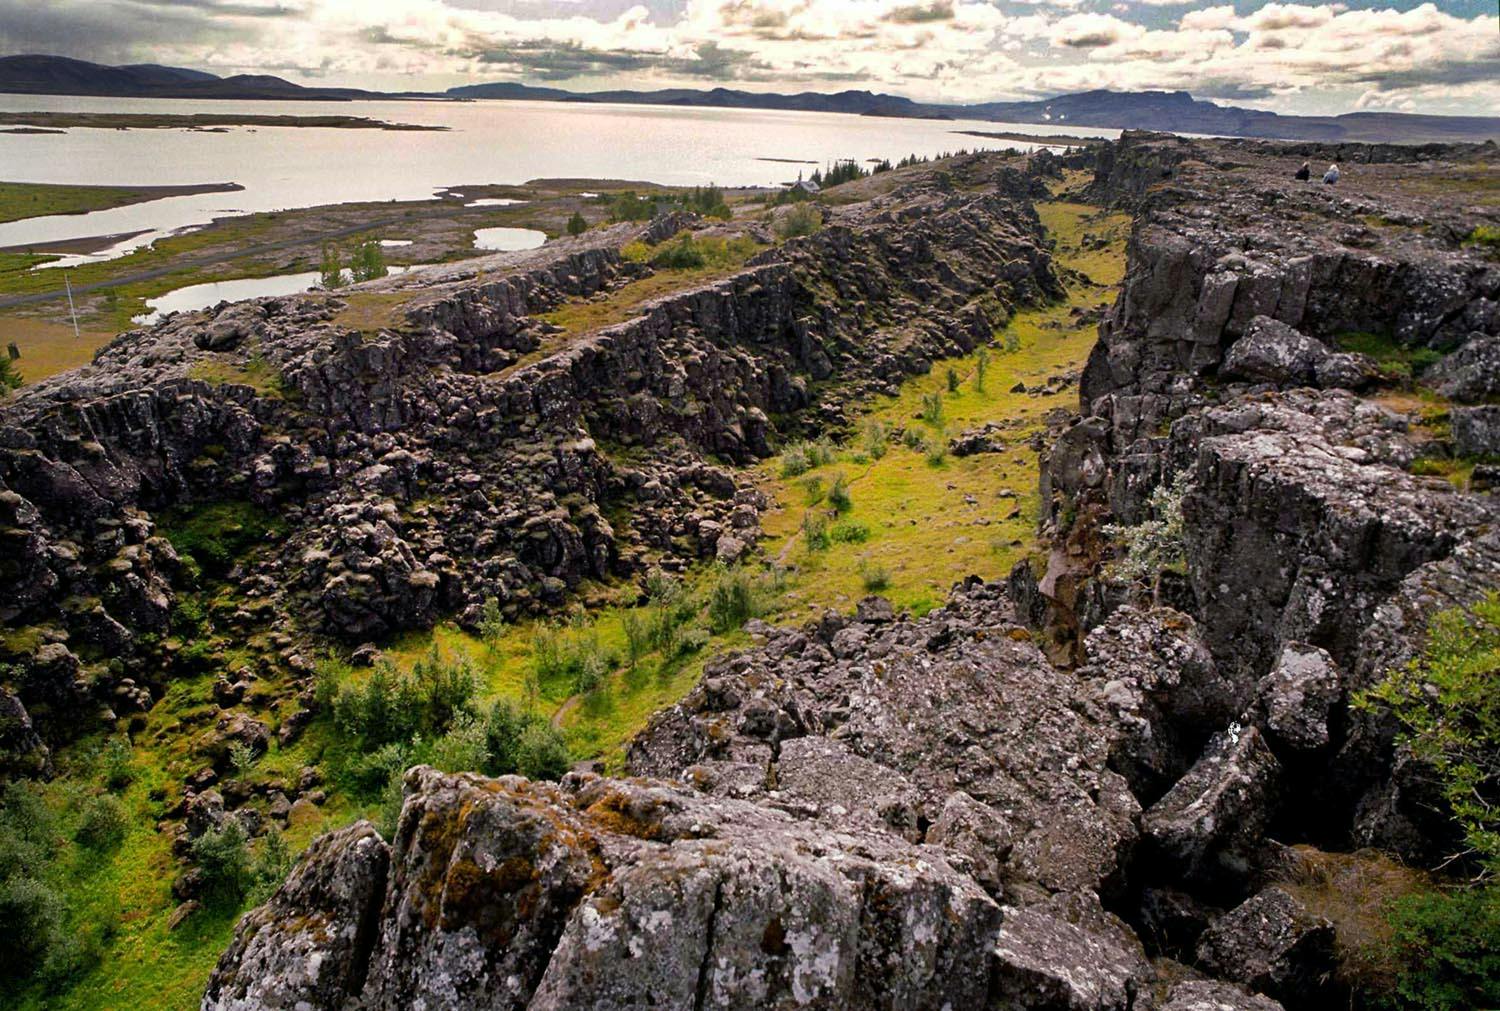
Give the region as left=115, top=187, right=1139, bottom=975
left=1323, top=163, right=1340, bottom=185
left=1294, top=161, right=1311, bottom=181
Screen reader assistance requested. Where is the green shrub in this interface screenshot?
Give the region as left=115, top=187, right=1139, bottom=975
left=620, top=240, right=652, bottom=262
left=920, top=391, right=944, bottom=426
left=807, top=439, right=837, bottom=468
left=0, top=356, right=22, bottom=391
left=859, top=560, right=891, bottom=592
left=566, top=211, right=588, bottom=236
left=679, top=628, right=711, bottom=654
left=101, top=737, right=135, bottom=792
left=1101, top=473, right=1188, bottom=604
left=334, top=649, right=479, bottom=748
left=775, top=204, right=823, bottom=240
left=651, top=232, right=706, bottom=269
left=622, top=610, right=648, bottom=668
left=0, top=876, right=63, bottom=982
left=191, top=820, right=251, bottom=904
left=424, top=714, right=490, bottom=773
left=974, top=348, right=990, bottom=392
left=479, top=596, right=506, bottom=647
left=248, top=829, right=293, bottom=904
left=828, top=473, right=852, bottom=513
left=707, top=566, right=762, bottom=633
left=483, top=699, right=529, bottom=775
left=946, top=367, right=960, bottom=393
left=902, top=427, right=926, bottom=450
left=1003, top=330, right=1021, bottom=353
left=0, top=782, right=56, bottom=882
left=1359, top=591, right=1500, bottom=872
left=516, top=724, right=571, bottom=780
left=862, top=420, right=888, bottom=460
left=831, top=521, right=870, bottom=544
left=802, top=512, right=830, bottom=552
left=1379, top=886, right=1500, bottom=1010
left=1466, top=225, right=1500, bottom=251
left=349, top=239, right=387, bottom=283
left=781, top=444, right=811, bottom=477
left=802, top=476, right=825, bottom=506
left=73, top=795, right=126, bottom=852
left=925, top=441, right=948, bottom=467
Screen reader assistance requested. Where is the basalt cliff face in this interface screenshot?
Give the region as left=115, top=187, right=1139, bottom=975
left=16, top=136, right=1500, bottom=1009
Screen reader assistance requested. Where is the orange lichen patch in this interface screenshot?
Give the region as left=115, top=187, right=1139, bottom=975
left=582, top=787, right=667, bottom=841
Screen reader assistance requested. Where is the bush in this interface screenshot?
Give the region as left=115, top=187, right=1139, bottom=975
left=73, top=795, right=126, bottom=852
left=425, top=714, right=490, bottom=773
left=248, top=829, right=293, bottom=904
left=191, top=820, right=251, bottom=904
left=1359, top=591, right=1500, bottom=873
left=925, top=441, right=948, bottom=467
left=334, top=649, right=479, bottom=747
left=100, top=737, right=135, bottom=792
left=515, top=724, right=571, bottom=780
left=946, top=367, right=960, bottom=393
left=1379, top=886, right=1500, bottom=1010
left=1101, top=473, right=1188, bottom=604
left=566, top=211, right=588, bottom=236
left=801, top=476, right=825, bottom=506
left=902, top=427, right=925, bottom=450
left=159, top=501, right=284, bottom=579
left=807, top=439, right=836, bottom=468
left=0, top=356, right=22, bottom=391
left=780, top=444, right=811, bottom=477
left=974, top=348, right=990, bottom=392
left=0, top=876, right=63, bottom=982
left=1003, top=330, right=1020, bottom=353
left=479, top=596, right=506, bottom=647
left=651, top=232, right=706, bottom=269
left=775, top=204, right=823, bottom=241
left=1465, top=225, right=1499, bottom=251
left=830, top=521, right=870, bottom=544
left=920, top=391, right=944, bottom=426
left=349, top=239, right=387, bottom=283
left=802, top=512, right=830, bottom=552
left=707, top=566, right=762, bottom=633
left=319, top=243, right=344, bottom=289
left=0, top=782, right=56, bottom=882
left=860, top=560, right=891, bottom=592
left=861, top=420, right=888, bottom=460
left=828, top=472, right=852, bottom=513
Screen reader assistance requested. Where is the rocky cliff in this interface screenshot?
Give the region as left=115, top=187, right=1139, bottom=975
left=0, top=164, right=1058, bottom=760
left=29, top=136, right=1500, bottom=1008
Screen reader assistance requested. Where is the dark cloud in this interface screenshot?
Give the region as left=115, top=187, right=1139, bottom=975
left=884, top=1, right=955, bottom=25
left=1346, top=58, right=1500, bottom=91
left=0, top=0, right=253, bottom=63
left=470, top=38, right=770, bottom=82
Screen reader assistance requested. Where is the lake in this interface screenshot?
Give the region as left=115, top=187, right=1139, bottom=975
left=0, top=95, right=1114, bottom=260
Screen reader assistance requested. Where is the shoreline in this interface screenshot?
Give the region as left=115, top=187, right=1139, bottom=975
left=0, top=112, right=448, bottom=132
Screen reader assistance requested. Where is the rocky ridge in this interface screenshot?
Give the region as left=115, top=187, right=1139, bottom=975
left=0, top=160, right=1059, bottom=761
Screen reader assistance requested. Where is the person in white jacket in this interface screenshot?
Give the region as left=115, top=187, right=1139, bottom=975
left=1323, top=163, right=1341, bottom=185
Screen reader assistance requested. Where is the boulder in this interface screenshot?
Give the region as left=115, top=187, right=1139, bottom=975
left=1195, top=886, right=1337, bottom=1008
left=1427, top=333, right=1500, bottom=403
left=203, top=822, right=389, bottom=1011
left=1251, top=643, right=1343, bottom=754
left=1143, top=725, right=1281, bottom=889
left=991, top=892, right=1154, bottom=1011
left=1221, top=317, right=1329, bottom=386
left=1162, top=979, right=1286, bottom=1011
left=1451, top=405, right=1500, bottom=458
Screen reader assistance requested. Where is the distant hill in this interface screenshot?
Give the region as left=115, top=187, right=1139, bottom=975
left=2, top=55, right=1495, bottom=144
left=0, top=54, right=423, bottom=102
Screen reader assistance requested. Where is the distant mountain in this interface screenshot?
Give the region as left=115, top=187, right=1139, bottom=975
left=454, top=82, right=1497, bottom=143
left=2, top=55, right=1495, bottom=144
left=0, top=54, right=427, bottom=102
left=448, top=82, right=949, bottom=119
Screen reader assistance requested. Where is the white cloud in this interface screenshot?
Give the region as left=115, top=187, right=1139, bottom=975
left=0, top=0, right=1495, bottom=113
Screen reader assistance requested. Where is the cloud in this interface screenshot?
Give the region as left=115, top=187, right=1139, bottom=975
left=0, top=0, right=1494, bottom=115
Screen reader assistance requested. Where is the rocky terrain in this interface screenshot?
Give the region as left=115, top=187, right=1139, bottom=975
left=7, top=133, right=1500, bottom=1009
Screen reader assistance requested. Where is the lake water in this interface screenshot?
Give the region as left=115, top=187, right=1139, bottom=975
left=473, top=226, right=547, bottom=252
left=132, top=263, right=431, bottom=324
left=0, top=95, right=1114, bottom=260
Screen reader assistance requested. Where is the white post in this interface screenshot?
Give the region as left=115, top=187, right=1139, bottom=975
left=64, top=273, right=80, bottom=339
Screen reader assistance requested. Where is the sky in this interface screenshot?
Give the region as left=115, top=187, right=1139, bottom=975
left=1, top=0, right=1497, bottom=116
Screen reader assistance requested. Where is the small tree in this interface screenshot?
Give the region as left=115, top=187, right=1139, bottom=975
left=479, top=596, right=506, bottom=649
left=319, top=244, right=345, bottom=289
left=974, top=348, right=990, bottom=393
left=1101, top=473, right=1188, bottom=604
left=0, top=356, right=22, bottom=391
left=566, top=211, right=588, bottom=236
left=1359, top=591, right=1500, bottom=875
left=946, top=367, right=960, bottom=393
left=349, top=240, right=387, bottom=283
